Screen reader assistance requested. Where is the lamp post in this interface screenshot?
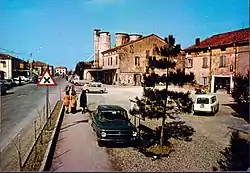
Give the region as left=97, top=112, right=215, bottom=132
left=233, top=36, right=237, bottom=91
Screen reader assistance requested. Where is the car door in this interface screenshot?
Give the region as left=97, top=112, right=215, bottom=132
left=91, top=110, right=99, bottom=131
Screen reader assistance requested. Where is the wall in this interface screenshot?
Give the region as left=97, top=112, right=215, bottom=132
left=0, top=59, right=12, bottom=79
left=238, top=45, right=249, bottom=76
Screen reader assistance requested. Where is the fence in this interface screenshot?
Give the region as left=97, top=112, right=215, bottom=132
left=0, top=102, right=53, bottom=171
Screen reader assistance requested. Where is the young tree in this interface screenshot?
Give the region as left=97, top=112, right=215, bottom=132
left=130, top=35, right=195, bottom=146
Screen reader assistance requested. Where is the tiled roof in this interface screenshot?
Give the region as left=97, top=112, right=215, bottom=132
left=184, top=28, right=249, bottom=51
left=32, top=61, right=47, bottom=66
left=55, top=66, right=67, bottom=69
left=102, top=34, right=166, bottom=54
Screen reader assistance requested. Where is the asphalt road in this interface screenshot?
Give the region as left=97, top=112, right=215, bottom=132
left=0, top=76, right=68, bottom=150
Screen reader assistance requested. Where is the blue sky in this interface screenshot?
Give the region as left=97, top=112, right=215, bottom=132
left=0, top=0, right=248, bottom=69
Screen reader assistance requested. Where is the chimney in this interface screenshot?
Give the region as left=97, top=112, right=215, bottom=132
left=195, top=38, right=200, bottom=46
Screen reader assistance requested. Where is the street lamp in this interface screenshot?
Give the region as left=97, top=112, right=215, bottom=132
left=233, top=36, right=237, bottom=91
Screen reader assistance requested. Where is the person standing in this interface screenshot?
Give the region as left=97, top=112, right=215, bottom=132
left=70, top=90, right=78, bottom=114
left=63, top=91, right=70, bottom=114
left=80, top=89, right=87, bottom=114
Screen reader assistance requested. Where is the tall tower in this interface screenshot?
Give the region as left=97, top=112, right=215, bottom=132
left=98, top=32, right=111, bottom=67
left=94, top=29, right=100, bottom=67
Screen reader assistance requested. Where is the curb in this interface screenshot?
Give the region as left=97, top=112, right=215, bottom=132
left=39, top=103, right=65, bottom=171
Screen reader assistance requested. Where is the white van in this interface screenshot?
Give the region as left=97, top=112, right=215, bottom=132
left=193, top=94, right=219, bottom=115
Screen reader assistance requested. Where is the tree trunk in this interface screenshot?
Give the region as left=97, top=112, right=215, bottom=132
left=160, top=57, right=169, bottom=146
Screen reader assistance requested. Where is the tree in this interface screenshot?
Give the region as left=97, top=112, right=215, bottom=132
left=232, top=71, right=249, bottom=103
left=215, top=131, right=249, bottom=171
left=74, top=61, right=92, bottom=80
left=130, top=35, right=195, bottom=146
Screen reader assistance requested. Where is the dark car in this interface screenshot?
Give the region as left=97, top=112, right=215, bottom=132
left=0, top=81, right=7, bottom=95
left=91, top=105, right=138, bottom=147
left=5, top=79, right=15, bottom=87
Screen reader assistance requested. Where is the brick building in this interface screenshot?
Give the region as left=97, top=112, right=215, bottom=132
left=85, top=29, right=184, bottom=85
left=184, top=28, right=249, bottom=93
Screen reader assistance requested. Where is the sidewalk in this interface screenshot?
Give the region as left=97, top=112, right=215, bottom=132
left=49, top=95, right=114, bottom=172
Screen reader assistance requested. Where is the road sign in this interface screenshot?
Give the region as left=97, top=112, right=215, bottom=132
left=37, top=69, right=57, bottom=86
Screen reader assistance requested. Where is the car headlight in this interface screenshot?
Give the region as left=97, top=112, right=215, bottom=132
left=132, top=131, right=137, bottom=137
left=101, top=132, right=106, bottom=137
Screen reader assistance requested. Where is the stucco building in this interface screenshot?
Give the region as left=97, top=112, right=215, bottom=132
left=55, top=66, right=67, bottom=75
left=85, top=29, right=176, bottom=85
left=0, top=53, right=29, bottom=79
left=29, top=61, right=54, bottom=76
left=184, top=28, right=249, bottom=93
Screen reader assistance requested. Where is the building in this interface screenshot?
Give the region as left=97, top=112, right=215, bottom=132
left=0, top=53, right=29, bottom=79
left=184, top=28, right=249, bottom=93
left=85, top=29, right=171, bottom=85
left=29, top=61, right=54, bottom=76
left=55, top=66, right=67, bottom=75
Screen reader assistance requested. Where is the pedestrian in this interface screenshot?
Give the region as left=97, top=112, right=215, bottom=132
left=80, top=89, right=87, bottom=114
left=70, top=90, right=78, bottom=114
left=63, top=90, right=70, bottom=114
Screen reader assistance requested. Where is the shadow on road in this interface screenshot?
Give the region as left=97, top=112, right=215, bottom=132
left=222, top=103, right=249, bottom=123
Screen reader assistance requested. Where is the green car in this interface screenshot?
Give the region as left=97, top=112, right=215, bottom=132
left=91, top=105, right=138, bottom=147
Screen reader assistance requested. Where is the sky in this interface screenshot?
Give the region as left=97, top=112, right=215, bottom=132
left=0, top=0, right=249, bottom=70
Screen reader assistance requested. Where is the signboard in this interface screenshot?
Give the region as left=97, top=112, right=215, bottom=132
left=37, top=69, right=57, bottom=86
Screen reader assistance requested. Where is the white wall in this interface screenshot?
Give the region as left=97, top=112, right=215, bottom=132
left=0, top=59, right=12, bottom=79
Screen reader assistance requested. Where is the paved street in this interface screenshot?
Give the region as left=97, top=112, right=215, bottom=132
left=50, top=85, right=247, bottom=171
left=0, top=77, right=69, bottom=151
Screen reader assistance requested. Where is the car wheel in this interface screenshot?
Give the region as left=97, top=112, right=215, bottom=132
left=100, top=90, right=104, bottom=93
left=193, top=111, right=196, bottom=115
left=97, top=140, right=104, bottom=147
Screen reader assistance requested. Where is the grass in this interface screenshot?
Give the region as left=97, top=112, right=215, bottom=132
left=22, top=101, right=63, bottom=171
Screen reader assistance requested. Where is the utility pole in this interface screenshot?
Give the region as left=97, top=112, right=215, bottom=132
left=233, top=36, right=237, bottom=91
left=29, top=53, right=33, bottom=79
left=208, top=47, right=212, bottom=92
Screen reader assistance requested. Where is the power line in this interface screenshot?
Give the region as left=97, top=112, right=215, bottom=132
left=0, top=48, right=28, bottom=55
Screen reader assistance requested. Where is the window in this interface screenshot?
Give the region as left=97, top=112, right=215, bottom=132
left=130, top=45, right=134, bottom=54
left=103, top=58, right=104, bottom=66
left=108, top=58, right=110, bottom=65
left=1, top=61, right=6, bottom=68
left=116, top=56, right=118, bottom=65
left=185, top=58, right=193, bottom=68
left=110, top=57, right=112, bottom=65
left=197, top=98, right=209, bottom=104
left=203, top=77, right=207, bottom=85
left=115, top=74, right=118, bottom=81
left=219, top=56, right=226, bottom=67
left=202, top=57, right=208, bottom=68
left=211, top=96, right=217, bottom=104
left=135, top=56, right=140, bottom=66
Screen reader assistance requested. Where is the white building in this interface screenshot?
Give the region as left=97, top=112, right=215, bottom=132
left=0, top=53, right=28, bottom=79
left=55, top=66, right=67, bottom=75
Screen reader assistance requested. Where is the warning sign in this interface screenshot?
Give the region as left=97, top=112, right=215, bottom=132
left=37, top=69, right=57, bottom=86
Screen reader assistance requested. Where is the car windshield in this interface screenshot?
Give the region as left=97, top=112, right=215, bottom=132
left=197, top=97, right=209, bottom=104
left=99, top=110, right=128, bottom=122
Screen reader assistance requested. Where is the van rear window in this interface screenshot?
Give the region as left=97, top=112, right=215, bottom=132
left=197, top=98, right=209, bottom=104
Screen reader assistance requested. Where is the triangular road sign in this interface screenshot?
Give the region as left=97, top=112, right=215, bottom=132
left=37, top=69, right=57, bottom=86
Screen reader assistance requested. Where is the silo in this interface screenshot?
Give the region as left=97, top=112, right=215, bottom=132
left=98, top=32, right=111, bottom=65
left=115, top=33, right=129, bottom=47
left=93, top=29, right=100, bottom=66
left=129, top=34, right=143, bottom=41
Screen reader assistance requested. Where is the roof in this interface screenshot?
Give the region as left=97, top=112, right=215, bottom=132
left=98, top=105, right=126, bottom=111
left=0, top=53, right=15, bottom=60
left=184, top=28, right=249, bottom=51
left=195, top=94, right=216, bottom=98
left=102, top=34, right=166, bottom=54
left=55, top=66, right=67, bottom=69
left=33, top=61, right=47, bottom=66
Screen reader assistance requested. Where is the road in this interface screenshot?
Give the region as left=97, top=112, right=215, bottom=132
left=0, top=77, right=68, bottom=151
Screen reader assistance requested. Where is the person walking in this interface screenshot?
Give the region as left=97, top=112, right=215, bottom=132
left=70, top=90, right=78, bottom=114
left=80, top=89, right=87, bottom=114
left=63, top=91, right=70, bottom=114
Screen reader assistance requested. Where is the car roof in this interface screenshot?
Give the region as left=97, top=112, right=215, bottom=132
left=195, top=94, right=216, bottom=98
left=98, top=105, right=126, bottom=111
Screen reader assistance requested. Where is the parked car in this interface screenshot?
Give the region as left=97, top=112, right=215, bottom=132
left=193, top=94, right=219, bottom=115
left=5, top=79, right=16, bottom=87
left=0, top=81, right=7, bottom=95
left=0, top=79, right=12, bottom=90
left=91, top=105, right=138, bottom=147
left=84, top=82, right=106, bottom=93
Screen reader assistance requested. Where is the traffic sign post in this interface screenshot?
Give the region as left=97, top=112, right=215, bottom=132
left=37, top=69, right=57, bottom=127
